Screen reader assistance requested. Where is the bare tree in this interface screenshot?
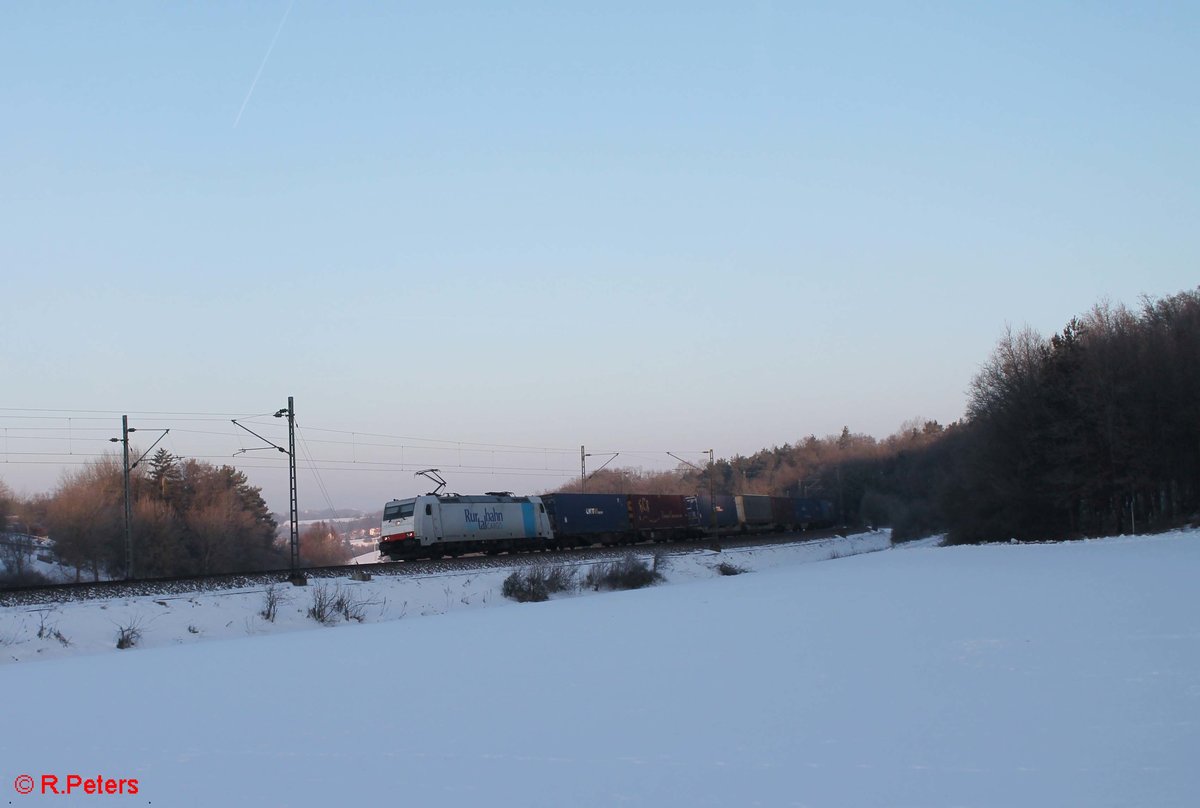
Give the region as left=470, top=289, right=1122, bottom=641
left=185, top=489, right=252, bottom=574
left=0, top=534, right=35, bottom=579
left=46, top=456, right=125, bottom=581
left=300, top=521, right=351, bottom=567
left=0, top=479, right=12, bottom=531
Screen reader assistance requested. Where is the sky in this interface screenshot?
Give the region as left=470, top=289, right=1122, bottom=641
left=2, top=2, right=1197, bottom=513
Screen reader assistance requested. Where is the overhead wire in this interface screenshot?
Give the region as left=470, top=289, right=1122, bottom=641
left=0, top=409, right=701, bottom=494
left=1, top=410, right=689, bottom=458
left=0, top=407, right=275, bottom=419
left=296, top=423, right=338, bottom=516
left=0, top=453, right=580, bottom=474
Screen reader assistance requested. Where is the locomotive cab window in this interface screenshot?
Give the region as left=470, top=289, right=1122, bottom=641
left=384, top=501, right=415, bottom=521
left=425, top=504, right=433, bottom=516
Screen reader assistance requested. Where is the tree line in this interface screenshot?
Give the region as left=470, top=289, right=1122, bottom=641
left=940, top=288, right=1200, bottom=542
left=1, top=450, right=351, bottom=584
left=566, top=288, right=1200, bottom=544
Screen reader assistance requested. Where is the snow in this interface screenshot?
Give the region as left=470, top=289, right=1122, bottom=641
left=0, top=534, right=889, bottom=662
left=350, top=548, right=381, bottom=564
left=2, top=530, right=1197, bottom=807
left=0, top=535, right=79, bottom=583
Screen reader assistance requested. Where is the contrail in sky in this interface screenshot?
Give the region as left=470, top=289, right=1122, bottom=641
left=233, top=0, right=295, bottom=128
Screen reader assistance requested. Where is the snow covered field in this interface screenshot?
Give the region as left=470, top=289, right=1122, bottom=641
left=0, top=533, right=889, bottom=662
left=2, top=530, right=1197, bottom=807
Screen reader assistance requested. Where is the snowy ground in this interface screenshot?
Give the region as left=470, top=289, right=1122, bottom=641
left=0, top=534, right=80, bottom=583
left=0, top=533, right=889, bottom=663
left=2, top=530, right=1197, bottom=807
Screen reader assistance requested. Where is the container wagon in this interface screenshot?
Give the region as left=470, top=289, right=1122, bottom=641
left=540, top=493, right=631, bottom=548
left=627, top=494, right=692, bottom=541
left=696, top=494, right=740, bottom=531
left=735, top=495, right=776, bottom=529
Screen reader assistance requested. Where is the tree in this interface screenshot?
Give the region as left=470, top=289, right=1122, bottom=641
left=0, top=480, right=37, bottom=580
left=178, top=461, right=282, bottom=572
left=46, top=457, right=125, bottom=581
left=946, top=288, right=1200, bottom=542
left=0, top=478, right=11, bottom=531
left=185, top=489, right=258, bottom=574
left=148, top=448, right=184, bottom=504
left=131, top=497, right=188, bottom=578
left=42, top=454, right=285, bottom=580
left=300, top=521, right=351, bottom=567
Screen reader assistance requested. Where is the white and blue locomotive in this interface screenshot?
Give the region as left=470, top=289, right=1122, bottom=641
left=378, top=492, right=554, bottom=559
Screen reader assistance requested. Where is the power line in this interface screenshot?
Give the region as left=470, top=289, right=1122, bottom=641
left=0, top=455, right=581, bottom=477
left=297, top=424, right=577, bottom=453
left=296, top=424, right=337, bottom=516
left=0, top=407, right=274, bottom=418
left=0, top=427, right=124, bottom=434
left=0, top=411, right=707, bottom=497
left=1, top=435, right=115, bottom=444
left=0, top=450, right=666, bottom=475
left=1, top=411, right=695, bottom=458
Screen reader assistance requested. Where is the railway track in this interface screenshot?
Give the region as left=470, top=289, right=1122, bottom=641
left=0, top=528, right=849, bottom=607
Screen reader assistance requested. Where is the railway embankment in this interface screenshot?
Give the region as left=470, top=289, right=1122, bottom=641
left=1, top=530, right=891, bottom=663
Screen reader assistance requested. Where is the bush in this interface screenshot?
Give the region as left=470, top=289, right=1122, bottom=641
left=0, top=568, right=51, bottom=589
left=307, top=582, right=374, bottom=624
left=542, top=565, right=576, bottom=594
left=334, top=587, right=371, bottom=623
left=307, top=583, right=339, bottom=624
left=261, top=585, right=282, bottom=622
left=501, top=564, right=576, bottom=603
left=115, top=620, right=142, bottom=650
left=583, top=554, right=663, bottom=592
left=501, top=570, right=547, bottom=603
left=35, top=612, right=70, bottom=646
left=714, top=561, right=748, bottom=576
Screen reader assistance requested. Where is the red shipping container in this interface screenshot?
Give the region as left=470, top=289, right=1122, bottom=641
left=627, top=494, right=690, bottom=531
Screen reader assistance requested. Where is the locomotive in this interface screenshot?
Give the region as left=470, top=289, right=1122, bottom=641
left=378, top=491, right=834, bottom=561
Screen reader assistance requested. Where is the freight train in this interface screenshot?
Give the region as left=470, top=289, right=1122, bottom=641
left=377, top=492, right=834, bottom=561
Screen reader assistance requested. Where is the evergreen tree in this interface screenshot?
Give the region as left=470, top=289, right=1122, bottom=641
left=148, top=448, right=184, bottom=504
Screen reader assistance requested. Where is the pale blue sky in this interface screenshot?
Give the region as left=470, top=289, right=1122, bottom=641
left=2, top=2, right=1196, bottom=512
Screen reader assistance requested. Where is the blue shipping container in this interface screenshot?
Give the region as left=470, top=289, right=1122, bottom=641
left=696, top=495, right=740, bottom=529
left=541, top=493, right=630, bottom=539
left=793, top=497, right=835, bottom=526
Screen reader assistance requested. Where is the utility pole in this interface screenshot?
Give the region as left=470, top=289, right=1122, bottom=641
left=281, top=396, right=301, bottom=583
left=120, top=416, right=132, bottom=580
left=667, top=449, right=719, bottom=549
left=708, top=450, right=721, bottom=551
left=232, top=396, right=304, bottom=586
left=110, top=416, right=169, bottom=581
left=580, top=447, right=619, bottom=493
left=708, top=448, right=716, bottom=534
